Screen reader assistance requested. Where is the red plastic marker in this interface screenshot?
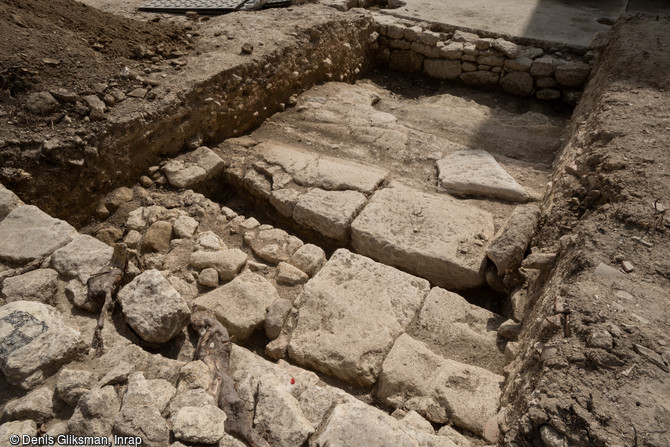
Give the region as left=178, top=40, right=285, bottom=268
left=290, top=378, right=295, bottom=385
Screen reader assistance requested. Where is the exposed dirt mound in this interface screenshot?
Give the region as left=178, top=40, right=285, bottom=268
left=0, top=0, right=188, bottom=96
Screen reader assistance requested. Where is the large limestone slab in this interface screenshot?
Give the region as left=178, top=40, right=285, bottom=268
left=412, top=288, right=505, bottom=372
left=351, top=185, right=494, bottom=290
left=0, top=183, right=23, bottom=221
left=50, top=234, right=113, bottom=283
left=377, top=334, right=503, bottom=435
left=312, top=402, right=459, bottom=447
left=0, top=301, right=87, bottom=389
left=293, top=188, right=367, bottom=242
left=0, top=206, right=77, bottom=264
left=193, top=271, right=279, bottom=341
left=436, top=150, right=532, bottom=202
left=258, top=141, right=387, bottom=194
left=288, top=249, right=430, bottom=386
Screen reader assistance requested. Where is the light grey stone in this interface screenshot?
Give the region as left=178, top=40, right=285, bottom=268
left=147, top=379, right=176, bottom=413
left=65, top=279, right=101, bottom=312
left=293, top=188, right=367, bottom=242
left=530, top=56, right=557, bottom=76
left=142, top=221, right=173, bottom=252
left=173, top=215, right=199, bottom=239
left=277, top=262, right=308, bottom=286
left=555, top=61, right=590, bottom=86
left=452, top=30, right=479, bottom=43
left=172, top=405, right=227, bottom=444
left=68, top=385, right=120, bottom=436
left=190, top=147, right=225, bottom=179
left=270, top=189, right=302, bottom=217
left=198, top=268, right=219, bottom=288
left=243, top=228, right=303, bottom=264
left=264, top=298, right=292, bottom=340
left=118, top=270, right=191, bottom=343
left=124, top=230, right=142, bottom=249
left=289, top=244, right=326, bottom=277
left=413, top=288, right=504, bottom=371
left=259, top=142, right=387, bottom=194
left=56, top=368, right=97, bottom=407
left=189, top=249, right=247, bottom=281
left=26, top=92, right=59, bottom=115
left=0, top=420, right=37, bottom=447
left=192, top=271, right=279, bottom=341
left=0, top=301, right=86, bottom=389
left=166, top=388, right=216, bottom=418
left=504, top=56, right=532, bottom=72
left=400, top=410, right=434, bottom=434
left=486, top=204, right=541, bottom=276
left=2, top=269, right=58, bottom=304
left=0, top=206, right=77, bottom=264
left=1, top=386, right=55, bottom=423
left=377, top=334, right=504, bottom=435
left=176, top=361, right=211, bottom=393
left=436, top=150, right=531, bottom=202
left=253, top=378, right=314, bottom=447
left=438, top=41, right=463, bottom=59
left=104, top=187, right=133, bottom=211
left=288, top=249, right=429, bottom=386
left=424, top=59, right=461, bottom=80
left=163, top=160, right=207, bottom=189
left=50, top=234, right=113, bottom=282
left=497, top=319, right=522, bottom=341
left=0, top=183, right=23, bottom=221
left=437, top=426, right=471, bottom=447
left=351, top=184, right=494, bottom=290
left=196, top=231, right=225, bottom=251
left=491, top=38, right=518, bottom=58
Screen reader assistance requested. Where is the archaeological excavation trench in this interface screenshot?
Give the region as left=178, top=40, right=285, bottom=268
left=1, top=2, right=669, bottom=447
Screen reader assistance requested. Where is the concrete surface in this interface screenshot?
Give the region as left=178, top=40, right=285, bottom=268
left=381, top=0, right=629, bottom=48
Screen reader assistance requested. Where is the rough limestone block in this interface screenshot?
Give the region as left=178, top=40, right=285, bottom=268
left=424, top=59, right=462, bottom=80
left=0, top=301, right=87, bottom=389
left=293, top=188, right=367, bottom=242
left=50, top=234, right=113, bottom=282
left=0, top=183, right=24, bottom=221
left=288, top=249, right=429, bottom=386
left=192, top=271, right=279, bottom=341
left=436, top=149, right=531, bottom=202
left=0, top=206, right=77, bottom=264
left=555, top=61, right=591, bottom=86
left=486, top=204, right=541, bottom=275
left=500, top=72, right=534, bottom=96
left=377, top=334, right=503, bottom=435
left=351, top=185, right=494, bottom=290
left=2, top=269, right=59, bottom=304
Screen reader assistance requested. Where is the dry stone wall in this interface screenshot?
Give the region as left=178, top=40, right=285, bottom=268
left=369, top=13, right=593, bottom=103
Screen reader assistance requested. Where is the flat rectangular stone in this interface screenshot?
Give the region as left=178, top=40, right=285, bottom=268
left=288, top=249, right=430, bottom=387
left=0, top=206, right=78, bottom=265
left=351, top=185, right=494, bottom=290
left=292, top=188, right=367, bottom=242
left=377, top=333, right=503, bottom=435
left=258, top=141, right=387, bottom=194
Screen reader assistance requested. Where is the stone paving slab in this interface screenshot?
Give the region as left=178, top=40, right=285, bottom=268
left=292, top=188, right=367, bottom=242
left=288, top=249, right=430, bottom=387
left=0, top=206, right=78, bottom=265
left=351, top=184, right=495, bottom=290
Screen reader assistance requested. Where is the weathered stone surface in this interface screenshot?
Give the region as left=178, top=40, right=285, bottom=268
left=377, top=334, right=503, bottom=435
left=293, top=189, right=367, bottom=242
left=400, top=410, right=434, bottom=434
left=351, top=185, right=494, bottom=290
left=389, top=50, right=424, bottom=73
left=460, top=71, right=499, bottom=87
left=438, top=41, right=463, bottom=59
left=452, top=30, right=479, bottom=43
left=190, top=147, right=225, bottom=178
left=83, top=95, right=106, bottom=120
left=0, top=420, right=37, bottom=447
left=172, top=405, right=227, bottom=444
left=0, top=206, right=77, bottom=264
left=196, top=231, right=225, bottom=251
left=118, top=270, right=191, bottom=344
left=176, top=361, right=211, bottom=393
left=163, top=161, right=207, bottom=189
left=313, top=402, right=459, bottom=447
left=189, top=249, right=247, bottom=281
left=492, top=38, right=518, bottom=58
left=103, top=187, right=133, bottom=211
left=193, top=271, right=279, bottom=341
left=173, top=215, right=199, bottom=239
left=500, top=72, right=534, bottom=96
left=270, top=189, right=301, bottom=217
left=530, top=56, right=557, bottom=76
left=504, top=56, right=532, bottom=72
left=412, top=288, right=504, bottom=371
left=1, top=386, right=55, bottom=423
left=198, top=268, right=219, bottom=288
left=50, top=234, right=113, bottom=282
left=276, top=262, right=308, bottom=285
left=288, top=249, right=429, bottom=386
left=68, top=385, right=120, bottom=436
left=56, top=368, right=97, bottom=407
left=244, top=228, right=303, bottom=264
left=436, top=150, right=531, bottom=202
left=143, top=221, right=173, bottom=252
left=253, top=378, right=314, bottom=447
left=113, top=373, right=170, bottom=447
left=26, top=92, right=59, bottom=115
left=0, top=183, right=23, bottom=221
left=264, top=298, right=292, bottom=340
left=95, top=343, right=184, bottom=385
left=424, top=59, right=462, bottom=80
left=2, top=269, right=58, bottom=304
left=64, top=279, right=100, bottom=312
left=0, top=301, right=86, bottom=389
left=555, top=61, right=591, bottom=86
left=166, top=388, right=216, bottom=418
left=259, top=142, right=387, bottom=194
left=486, top=204, right=541, bottom=275
left=289, top=244, right=326, bottom=277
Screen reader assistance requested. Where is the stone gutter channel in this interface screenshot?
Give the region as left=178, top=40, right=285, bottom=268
left=0, top=4, right=605, bottom=447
